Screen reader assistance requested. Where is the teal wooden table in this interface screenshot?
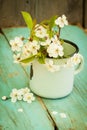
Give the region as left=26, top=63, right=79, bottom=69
left=0, top=25, right=87, bottom=130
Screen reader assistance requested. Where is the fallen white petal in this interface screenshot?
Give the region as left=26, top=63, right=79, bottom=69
left=18, top=108, right=23, bottom=112
left=60, top=113, right=67, bottom=118
left=52, top=111, right=58, bottom=115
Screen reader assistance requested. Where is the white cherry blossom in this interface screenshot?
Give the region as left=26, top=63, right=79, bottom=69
left=29, top=40, right=40, bottom=55
left=66, top=53, right=81, bottom=67
left=55, top=14, right=68, bottom=28
left=10, top=89, right=18, bottom=102
left=10, top=37, right=23, bottom=52
left=47, top=43, right=64, bottom=58
left=45, top=60, right=60, bottom=72
left=71, top=53, right=81, bottom=65
left=40, top=37, right=51, bottom=46
left=10, top=88, right=22, bottom=103
left=35, top=25, right=47, bottom=38
left=51, top=35, right=61, bottom=45
left=21, top=43, right=32, bottom=59
left=23, top=93, right=35, bottom=103
left=9, top=87, right=35, bottom=103
left=20, top=87, right=30, bottom=96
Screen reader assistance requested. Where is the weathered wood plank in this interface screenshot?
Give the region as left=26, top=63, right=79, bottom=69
left=2, top=26, right=87, bottom=130
left=0, top=0, right=36, bottom=27
left=84, top=0, right=87, bottom=28
left=0, top=33, right=54, bottom=130
left=0, top=0, right=83, bottom=27
left=0, top=99, right=54, bottom=130
left=42, top=26, right=87, bottom=130
left=0, top=33, right=29, bottom=96
left=36, top=0, right=83, bottom=25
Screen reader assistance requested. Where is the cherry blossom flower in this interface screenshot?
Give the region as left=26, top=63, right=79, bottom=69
left=29, top=40, right=40, bottom=55
left=47, top=43, right=64, bottom=58
left=10, top=88, right=22, bottom=103
left=55, top=14, right=68, bottom=28
left=2, top=87, right=35, bottom=104
left=40, top=37, right=51, bottom=46
left=20, top=87, right=30, bottom=96
left=66, top=53, right=81, bottom=67
left=35, top=25, right=47, bottom=38
left=21, top=43, right=32, bottom=59
left=10, top=37, right=23, bottom=52
left=23, top=93, right=35, bottom=103
left=45, top=60, right=60, bottom=72
left=51, top=35, right=61, bottom=45
left=71, top=53, right=81, bottom=65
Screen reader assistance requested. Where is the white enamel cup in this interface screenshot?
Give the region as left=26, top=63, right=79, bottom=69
left=30, top=40, right=84, bottom=98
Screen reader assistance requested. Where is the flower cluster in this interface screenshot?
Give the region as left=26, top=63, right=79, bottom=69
left=10, top=87, right=35, bottom=103
left=45, top=53, right=82, bottom=72
left=66, top=53, right=82, bottom=67
left=10, top=12, right=82, bottom=72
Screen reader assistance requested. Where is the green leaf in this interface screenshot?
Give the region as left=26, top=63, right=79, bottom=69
left=37, top=52, right=46, bottom=64
left=33, top=19, right=37, bottom=28
left=21, top=11, right=33, bottom=30
left=48, top=15, right=58, bottom=38
left=38, top=57, right=45, bottom=64
left=20, top=55, right=35, bottom=63
left=49, top=15, right=58, bottom=29
left=40, top=19, right=49, bottom=25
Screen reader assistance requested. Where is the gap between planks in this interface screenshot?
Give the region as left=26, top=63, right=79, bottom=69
left=37, top=97, right=59, bottom=130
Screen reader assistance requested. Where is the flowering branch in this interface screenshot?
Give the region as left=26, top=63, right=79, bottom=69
left=2, top=87, right=35, bottom=103
left=10, top=12, right=82, bottom=72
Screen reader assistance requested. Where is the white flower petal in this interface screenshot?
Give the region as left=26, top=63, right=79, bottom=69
left=23, top=92, right=35, bottom=103
left=18, top=108, right=23, bottom=112
left=35, top=25, right=47, bottom=38
left=71, top=53, right=81, bottom=65
left=45, top=60, right=60, bottom=72
left=47, top=43, right=64, bottom=58
left=60, top=113, right=67, bottom=118
left=29, top=40, right=40, bottom=55
left=55, top=15, right=68, bottom=28
left=10, top=36, right=23, bottom=52
left=51, top=111, right=58, bottom=115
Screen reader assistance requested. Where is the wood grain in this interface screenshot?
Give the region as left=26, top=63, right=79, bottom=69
left=0, top=0, right=84, bottom=27
left=35, top=0, right=83, bottom=25
left=84, top=0, right=87, bottom=28
left=42, top=26, right=87, bottom=130
left=2, top=26, right=87, bottom=130
left=0, top=0, right=36, bottom=27
left=0, top=33, right=54, bottom=130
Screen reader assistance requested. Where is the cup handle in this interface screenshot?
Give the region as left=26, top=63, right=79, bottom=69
left=74, top=54, right=84, bottom=75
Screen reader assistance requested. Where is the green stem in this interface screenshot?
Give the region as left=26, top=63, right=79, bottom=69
left=58, top=27, right=61, bottom=39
